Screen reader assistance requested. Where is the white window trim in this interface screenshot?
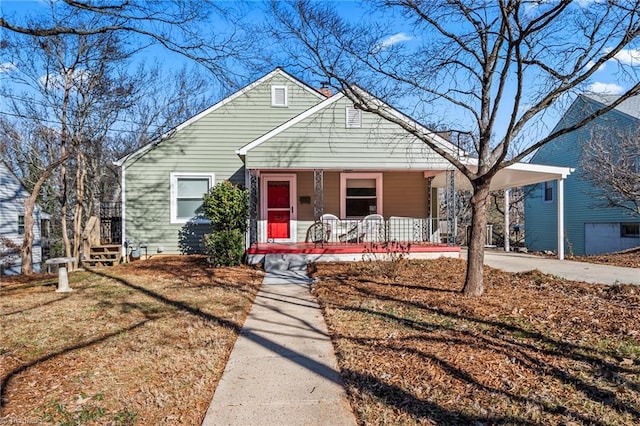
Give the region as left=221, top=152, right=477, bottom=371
left=340, top=172, right=383, bottom=218
left=170, top=172, right=215, bottom=224
left=271, top=85, right=288, bottom=107
left=345, top=106, right=362, bottom=128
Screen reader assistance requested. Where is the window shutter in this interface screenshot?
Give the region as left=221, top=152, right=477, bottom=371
left=346, top=107, right=362, bottom=128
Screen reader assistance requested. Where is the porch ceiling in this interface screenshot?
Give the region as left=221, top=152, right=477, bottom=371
left=430, top=162, right=573, bottom=190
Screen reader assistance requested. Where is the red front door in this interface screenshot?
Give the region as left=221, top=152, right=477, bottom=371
left=267, top=181, right=291, bottom=239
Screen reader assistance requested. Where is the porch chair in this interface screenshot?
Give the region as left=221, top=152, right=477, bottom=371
left=320, top=213, right=341, bottom=243
left=305, top=221, right=329, bottom=244
left=360, top=214, right=386, bottom=242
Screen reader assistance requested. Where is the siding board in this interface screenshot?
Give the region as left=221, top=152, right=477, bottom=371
left=0, top=163, right=44, bottom=274
left=525, top=96, right=640, bottom=255
left=246, top=97, right=455, bottom=170
left=123, top=72, right=324, bottom=253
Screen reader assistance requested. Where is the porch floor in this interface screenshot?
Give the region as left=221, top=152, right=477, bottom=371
left=246, top=242, right=461, bottom=265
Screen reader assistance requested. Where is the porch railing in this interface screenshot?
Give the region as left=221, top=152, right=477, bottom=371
left=309, top=217, right=444, bottom=245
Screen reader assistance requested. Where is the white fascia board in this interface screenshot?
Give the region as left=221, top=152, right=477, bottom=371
left=463, top=157, right=573, bottom=179
left=349, top=86, right=465, bottom=157
left=237, top=92, right=345, bottom=156
left=504, top=162, right=574, bottom=178
left=114, top=68, right=326, bottom=167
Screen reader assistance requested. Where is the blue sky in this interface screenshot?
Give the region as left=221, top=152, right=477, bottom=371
left=1, top=0, right=638, bottom=149
left=1, top=0, right=635, bottom=91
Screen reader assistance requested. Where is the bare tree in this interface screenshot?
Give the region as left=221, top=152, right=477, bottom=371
left=269, top=0, right=640, bottom=295
left=581, top=126, right=640, bottom=217
left=0, top=0, right=251, bottom=82
left=2, top=14, right=218, bottom=273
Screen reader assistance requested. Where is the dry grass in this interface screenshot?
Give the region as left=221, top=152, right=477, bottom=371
left=569, top=249, right=640, bottom=269
left=311, top=258, right=640, bottom=425
left=0, top=256, right=263, bottom=425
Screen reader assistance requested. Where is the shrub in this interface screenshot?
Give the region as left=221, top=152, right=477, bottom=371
left=203, top=181, right=249, bottom=232
left=203, top=229, right=245, bottom=266
left=202, top=181, right=249, bottom=266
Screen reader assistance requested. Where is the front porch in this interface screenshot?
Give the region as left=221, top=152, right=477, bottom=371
left=245, top=165, right=573, bottom=260
left=246, top=241, right=460, bottom=265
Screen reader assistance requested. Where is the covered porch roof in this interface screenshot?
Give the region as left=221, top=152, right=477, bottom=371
left=430, top=161, right=574, bottom=190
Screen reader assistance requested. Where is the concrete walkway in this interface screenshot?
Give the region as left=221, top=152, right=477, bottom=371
left=202, top=269, right=357, bottom=426
left=467, top=249, right=639, bottom=285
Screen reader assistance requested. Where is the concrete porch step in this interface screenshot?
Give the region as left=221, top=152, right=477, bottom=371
left=263, top=254, right=308, bottom=273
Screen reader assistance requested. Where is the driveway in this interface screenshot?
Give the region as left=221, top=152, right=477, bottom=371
left=462, top=249, right=639, bottom=286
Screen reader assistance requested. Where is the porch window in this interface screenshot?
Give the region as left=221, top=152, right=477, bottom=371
left=621, top=223, right=639, bottom=238
left=18, top=215, right=24, bottom=235
left=170, top=172, right=214, bottom=224
left=271, top=85, right=288, bottom=107
left=543, top=181, right=553, bottom=203
left=340, top=173, right=382, bottom=218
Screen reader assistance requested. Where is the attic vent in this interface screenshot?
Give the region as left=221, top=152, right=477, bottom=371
left=271, top=85, right=288, bottom=107
left=346, top=106, right=362, bottom=128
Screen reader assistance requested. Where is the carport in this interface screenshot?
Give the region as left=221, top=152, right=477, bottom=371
left=431, top=161, right=574, bottom=259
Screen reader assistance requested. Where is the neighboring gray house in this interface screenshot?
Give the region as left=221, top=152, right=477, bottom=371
left=525, top=94, right=640, bottom=255
left=0, top=163, right=49, bottom=274
left=116, top=68, right=571, bottom=257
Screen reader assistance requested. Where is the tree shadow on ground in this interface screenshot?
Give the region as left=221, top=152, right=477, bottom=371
left=316, top=269, right=640, bottom=425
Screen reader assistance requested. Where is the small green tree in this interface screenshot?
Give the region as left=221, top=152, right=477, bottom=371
left=202, top=181, right=249, bottom=266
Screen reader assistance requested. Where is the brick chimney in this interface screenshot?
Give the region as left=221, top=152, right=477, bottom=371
left=318, top=82, right=332, bottom=97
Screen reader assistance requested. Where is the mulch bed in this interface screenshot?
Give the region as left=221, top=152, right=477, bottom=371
left=310, top=258, right=640, bottom=425
left=0, top=255, right=263, bottom=425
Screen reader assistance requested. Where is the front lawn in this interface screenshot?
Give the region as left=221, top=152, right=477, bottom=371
left=311, top=258, right=640, bottom=425
left=0, top=256, right=263, bottom=424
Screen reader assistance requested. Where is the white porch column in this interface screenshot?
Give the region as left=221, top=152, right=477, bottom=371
left=504, top=188, right=510, bottom=252
left=557, top=178, right=564, bottom=260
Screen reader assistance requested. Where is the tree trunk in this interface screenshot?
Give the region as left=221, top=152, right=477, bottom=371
left=20, top=196, right=36, bottom=275
left=463, top=179, right=491, bottom=296
left=19, top=158, right=70, bottom=274
left=60, top=77, right=72, bottom=265
left=72, top=150, right=86, bottom=269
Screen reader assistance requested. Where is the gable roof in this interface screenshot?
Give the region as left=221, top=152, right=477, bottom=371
left=0, top=162, right=49, bottom=219
left=114, top=68, right=327, bottom=166
left=237, top=85, right=462, bottom=157
left=0, top=162, right=28, bottom=199
left=531, top=92, right=640, bottom=164
left=582, top=93, right=640, bottom=121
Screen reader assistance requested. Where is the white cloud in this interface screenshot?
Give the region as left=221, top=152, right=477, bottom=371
left=39, top=69, right=90, bottom=90
left=586, top=60, right=606, bottom=72
left=0, top=62, right=16, bottom=73
left=613, top=48, right=640, bottom=66
left=379, top=32, right=413, bottom=49
left=575, top=0, right=604, bottom=7
left=586, top=81, right=624, bottom=94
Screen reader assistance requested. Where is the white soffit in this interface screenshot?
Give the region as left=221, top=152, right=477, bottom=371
left=430, top=162, right=573, bottom=190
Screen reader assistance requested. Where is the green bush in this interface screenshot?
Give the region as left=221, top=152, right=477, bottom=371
left=202, top=181, right=248, bottom=266
left=203, top=229, right=245, bottom=266
left=203, top=181, right=249, bottom=232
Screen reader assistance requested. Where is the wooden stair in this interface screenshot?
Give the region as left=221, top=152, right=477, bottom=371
left=82, top=244, right=122, bottom=268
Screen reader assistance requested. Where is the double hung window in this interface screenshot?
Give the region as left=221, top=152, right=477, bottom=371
left=340, top=173, right=382, bottom=218
left=170, top=173, right=214, bottom=223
